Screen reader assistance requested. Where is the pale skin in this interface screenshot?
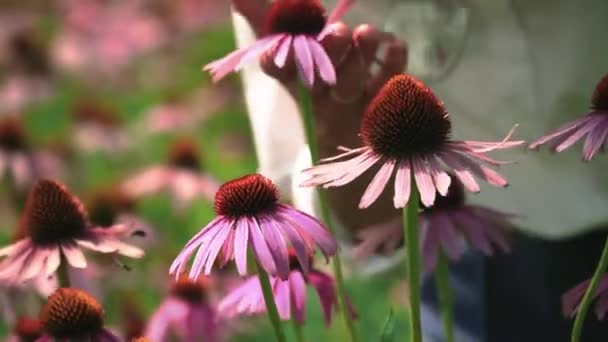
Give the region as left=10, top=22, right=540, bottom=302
left=233, top=0, right=408, bottom=241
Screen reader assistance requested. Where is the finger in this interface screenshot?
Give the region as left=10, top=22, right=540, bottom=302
left=260, top=47, right=297, bottom=84
left=367, top=38, right=408, bottom=96
left=232, top=0, right=268, bottom=36
left=312, top=22, right=352, bottom=94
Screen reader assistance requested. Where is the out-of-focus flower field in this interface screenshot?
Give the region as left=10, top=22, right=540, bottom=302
left=0, top=1, right=408, bottom=340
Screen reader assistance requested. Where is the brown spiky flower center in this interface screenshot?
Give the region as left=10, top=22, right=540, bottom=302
left=592, top=73, right=608, bottom=112
left=171, top=277, right=209, bottom=304
left=39, top=288, right=104, bottom=339
left=168, top=139, right=202, bottom=171
left=0, top=117, right=28, bottom=152
left=214, top=174, right=279, bottom=218
left=421, top=176, right=465, bottom=212
left=14, top=317, right=43, bottom=342
left=20, top=179, right=89, bottom=245
left=361, top=74, right=452, bottom=159
left=88, top=189, right=136, bottom=227
left=265, top=0, right=327, bottom=36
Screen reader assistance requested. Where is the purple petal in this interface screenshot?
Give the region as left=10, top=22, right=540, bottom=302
left=413, top=157, right=436, bottom=207
left=421, top=222, right=440, bottom=272
left=308, top=38, right=336, bottom=84
left=274, top=35, right=292, bottom=68
left=189, top=224, right=226, bottom=280
left=234, top=218, right=250, bottom=276
left=218, top=276, right=262, bottom=317
left=359, top=159, right=395, bottom=209
left=275, top=215, right=311, bottom=274
left=273, top=278, right=292, bottom=320
left=203, top=224, right=232, bottom=275
left=277, top=205, right=337, bottom=259
left=428, top=157, right=451, bottom=196
left=20, top=248, right=50, bottom=282
left=219, top=228, right=236, bottom=267
left=451, top=210, right=493, bottom=255
left=301, top=149, right=379, bottom=188
left=432, top=213, right=464, bottom=262
left=249, top=217, right=278, bottom=276
left=595, top=291, right=608, bottom=320
left=529, top=115, right=592, bottom=149
left=293, top=35, right=314, bottom=86
left=452, top=152, right=508, bottom=188
left=98, top=329, right=121, bottom=342
left=45, top=247, right=61, bottom=275
left=259, top=217, right=290, bottom=280
left=582, top=116, right=608, bottom=161
left=393, top=160, right=412, bottom=208
left=308, top=270, right=337, bottom=326
left=554, top=117, right=598, bottom=152
left=439, top=151, right=480, bottom=193
left=289, top=271, right=308, bottom=324
left=145, top=299, right=187, bottom=341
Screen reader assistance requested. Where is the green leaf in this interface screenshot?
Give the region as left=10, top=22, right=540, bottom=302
left=380, top=308, right=396, bottom=342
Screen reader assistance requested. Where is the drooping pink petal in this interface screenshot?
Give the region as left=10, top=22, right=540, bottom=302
left=595, top=291, right=608, bottom=320
left=20, top=248, right=50, bottom=282
left=554, top=117, right=599, bottom=152
left=277, top=205, right=337, bottom=259
left=582, top=116, right=608, bottom=161
left=274, top=35, right=292, bottom=68
left=432, top=213, right=464, bottom=262
left=293, top=35, right=314, bottom=86
left=289, top=271, right=308, bottom=324
left=0, top=239, right=29, bottom=258
left=393, top=160, right=412, bottom=208
left=413, top=157, right=436, bottom=207
left=439, top=151, right=480, bottom=193
left=219, top=228, right=236, bottom=267
left=273, top=278, right=292, bottom=320
left=451, top=210, right=493, bottom=255
left=421, top=223, right=440, bottom=272
left=145, top=299, right=187, bottom=342
left=274, top=215, right=311, bottom=274
left=169, top=217, right=226, bottom=276
left=234, top=218, right=250, bottom=276
left=301, top=149, right=379, bottom=188
left=308, top=38, right=336, bottom=84
left=308, top=270, right=337, bottom=326
left=249, top=217, right=278, bottom=276
left=45, top=247, right=61, bottom=276
left=562, top=276, right=608, bottom=318
left=359, top=159, right=395, bottom=209
left=202, top=224, right=232, bottom=275
left=259, top=217, right=290, bottom=280
left=453, top=153, right=508, bottom=188
left=529, top=115, right=592, bottom=149
left=218, top=276, right=262, bottom=317
left=427, top=157, right=451, bottom=196
left=189, top=225, right=226, bottom=279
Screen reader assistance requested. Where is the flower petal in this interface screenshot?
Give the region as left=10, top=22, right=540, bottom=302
left=359, top=159, right=395, bottom=209
left=293, top=35, right=314, bottom=86
left=61, top=243, right=87, bottom=269
left=308, top=38, right=336, bottom=84
left=393, top=160, right=412, bottom=208
left=413, top=157, right=436, bottom=207
left=234, top=218, right=250, bottom=276
left=274, top=35, right=292, bottom=68
left=249, top=217, right=278, bottom=276
left=259, top=217, right=290, bottom=280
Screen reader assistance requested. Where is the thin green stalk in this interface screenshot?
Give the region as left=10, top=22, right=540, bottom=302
left=403, top=186, right=422, bottom=342
left=297, top=83, right=359, bottom=342
left=293, top=319, right=305, bottom=342
left=57, top=259, right=71, bottom=288
left=254, top=260, right=287, bottom=342
left=436, top=252, right=455, bottom=342
left=571, top=236, right=608, bottom=342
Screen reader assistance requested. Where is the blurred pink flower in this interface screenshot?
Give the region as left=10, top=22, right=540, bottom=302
left=530, top=73, right=608, bottom=161
left=122, top=138, right=219, bottom=208
left=37, top=288, right=120, bottom=341
left=0, top=116, right=65, bottom=190
left=0, top=76, right=52, bottom=113
left=354, top=176, right=514, bottom=271
left=302, top=74, right=523, bottom=208
left=145, top=276, right=219, bottom=342
left=0, top=179, right=144, bottom=285
left=71, top=101, right=131, bottom=154
left=170, top=174, right=337, bottom=281
left=562, top=274, right=608, bottom=320
left=205, top=0, right=355, bottom=86
left=219, top=250, right=355, bottom=326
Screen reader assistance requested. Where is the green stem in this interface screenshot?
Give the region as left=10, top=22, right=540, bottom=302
left=297, top=83, right=359, bottom=342
left=254, top=260, right=287, bottom=342
left=436, top=252, right=455, bottom=342
left=57, top=259, right=71, bottom=288
left=571, top=236, right=608, bottom=342
left=293, top=319, right=306, bottom=342
left=403, top=186, right=422, bottom=342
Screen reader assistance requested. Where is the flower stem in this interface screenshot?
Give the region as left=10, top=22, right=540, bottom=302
left=254, top=260, right=287, bottom=342
left=403, top=186, right=422, bottom=342
left=293, top=319, right=305, bottom=342
left=297, top=83, right=359, bottom=342
left=571, top=235, right=608, bottom=342
left=435, top=252, right=455, bottom=342
left=57, top=258, right=71, bottom=288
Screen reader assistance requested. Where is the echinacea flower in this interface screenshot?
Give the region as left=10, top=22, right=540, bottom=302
left=71, top=101, right=130, bottom=153
left=170, top=173, right=337, bottom=280
left=145, top=276, right=219, bottom=342
left=218, top=249, right=355, bottom=326
left=562, top=274, right=608, bottom=320
left=529, top=73, right=608, bottom=161
left=6, top=316, right=43, bottom=342
left=0, top=179, right=144, bottom=285
left=301, top=74, right=524, bottom=209
left=0, top=117, right=64, bottom=189
left=122, top=138, right=219, bottom=207
left=354, top=176, right=513, bottom=271
left=37, top=288, right=120, bottom=341
left=204, top=0, right=354, bottom=86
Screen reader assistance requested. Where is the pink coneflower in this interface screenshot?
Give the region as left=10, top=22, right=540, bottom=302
left=0, top=117, right=64, bottom=189
left=301, top=74, right=524, bottom=209
left=562, top=274, right=608, bottom=320
left=72, top=101, right=130, bottom=154
left=145, top=276, right=219, bottom=342
left=122, top=138, right=219, bottom=208
left=6, top=316, right=43, bottom=342
left=529, top=73, right=608, bottom=161
left=354, top=176, right=513, bottom=271
left=37, top=288, right=120, bottom=341
left=170, top=173, right=337, bottom=280
left=0, top=179, right=144, bottom=285
left=204, top=0, right=354, bottom=86
left=219, top=249, right=354, bottom=326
